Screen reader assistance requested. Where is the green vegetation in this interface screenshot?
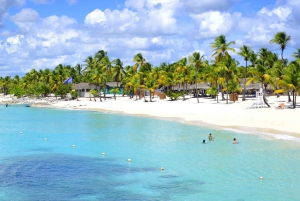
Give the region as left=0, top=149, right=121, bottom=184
left=1, top=32, right=300, bottom=108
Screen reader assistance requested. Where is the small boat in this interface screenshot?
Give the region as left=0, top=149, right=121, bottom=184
left=25, top=104, right=31, bottom=107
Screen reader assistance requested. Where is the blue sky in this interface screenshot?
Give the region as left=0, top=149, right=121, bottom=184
left=0, top=0, right=299, bottom=76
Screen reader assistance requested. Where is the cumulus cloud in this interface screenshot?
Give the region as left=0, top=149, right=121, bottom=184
left=190, top=11, right=237, bottom=39
left=0, top=0, right=25, bottom=26
left=84, top=7, right=178, bottom=36
left=10, top=8, right=39, bottom=22
left=238, top=5, right=295, bottom=46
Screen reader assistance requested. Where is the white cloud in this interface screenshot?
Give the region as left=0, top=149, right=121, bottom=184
left=0, top=0, right=25, bottom=26
left=190, top=11, right=236, bottom=39
left=84, top=7, right=178, bottom=36
left=84, top=9, right=107, bottom=25
left=258, top=6, right=292, bottom=21
left=10, top=8, right=39, bottom=22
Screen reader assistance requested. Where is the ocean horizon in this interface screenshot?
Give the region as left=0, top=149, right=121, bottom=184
left=0, top=105, right=299, bottom=200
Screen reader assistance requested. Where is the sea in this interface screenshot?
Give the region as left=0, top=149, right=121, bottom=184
left=0, top=105, right=299, bottom=201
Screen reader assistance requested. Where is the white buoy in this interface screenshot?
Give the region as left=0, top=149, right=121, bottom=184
left=20, top=132, right=23, bottom=134
left=127, top=159, right=131, bottom=162
left=44, top=138, right=48, bottom=141
left=102, top=153, right=105, bottom=156
left=160, top=167, right=164, bottom=171
left=259, top=176, right=263, bottom=180
left=72, top=145, right=76, bottom=148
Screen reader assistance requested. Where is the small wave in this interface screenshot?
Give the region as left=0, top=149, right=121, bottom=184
left=222, top=128, right=300, bottom=142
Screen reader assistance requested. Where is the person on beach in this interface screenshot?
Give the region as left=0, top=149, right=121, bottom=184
left=233, top=138, right=238, bottom=144
left=208, top=133, right=214, bottom=141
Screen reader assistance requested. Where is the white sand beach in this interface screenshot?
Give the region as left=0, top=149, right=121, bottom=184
left=11, top=94, right=297, bottom=136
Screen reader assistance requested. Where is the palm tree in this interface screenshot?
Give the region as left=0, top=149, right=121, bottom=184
left=270, top=31, right=291, bottom=101
left=227, top=80, right=242, bottom=103
left=143, top=72, right=159, bottom=102
left=238, top=45, right=254, bottom=101
left=292, top=48, right=300, bottom=59
left=220, top=57, right=239, bottom=104
left=133, top=53, right=145, bottom=73
left=189, top=52, right=205, bottom=103
left=127, top=74, right=140, bottom=100
left=211, top=35, right=236, bottom=59
left=275, top=60, right=300, bottom=108
left=269, top=32, right=291, bottom=62
left=247, top=59, right=273, bottom=107
left=176, top=57, right=189, bottom=101
left=100, top=55, right=111, bottom=100
left=110, top=88, right=120, bottom=100
left=91, top=67, right=105, bottom=102
left=211, top=35, right=236, bottom=100
left=204, top=64, right=223, bottom=103
left=112, top=58, right=125, bottom=89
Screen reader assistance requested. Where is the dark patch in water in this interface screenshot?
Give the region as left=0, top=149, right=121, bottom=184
left=0, top=154, right=205, bottom=200
left=0, top=154, right=161, bottom=201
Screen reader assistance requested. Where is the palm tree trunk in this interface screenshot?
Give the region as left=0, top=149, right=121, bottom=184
left=293, top=90, right=295, bottom=108
left=216, top=80, right=219, bottom=103
left=104, top=82, right=106, bottom=100
left=226, top=75, right=229, bottom=104
left=288, top=91, right=292, bottom=102
left=182, top=81, right=185, bottom=101
left=99, top=85, right=102, bottom=102
left=242, top=60, right=247, bottom=101
left=221, top=86, right=225, bottom=100
left=144, top=90, right=147, bottom=102
left=196, top=81, right=199, bottom=103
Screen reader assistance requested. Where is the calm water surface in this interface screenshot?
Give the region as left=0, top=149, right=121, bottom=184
left=0, top=105, right=299, bottom=201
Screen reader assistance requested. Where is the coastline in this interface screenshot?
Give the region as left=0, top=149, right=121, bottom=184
left=2, top=94, right=300, bottom=138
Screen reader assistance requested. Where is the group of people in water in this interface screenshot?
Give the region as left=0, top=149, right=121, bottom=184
left=203, top=133, right=238, bottom=144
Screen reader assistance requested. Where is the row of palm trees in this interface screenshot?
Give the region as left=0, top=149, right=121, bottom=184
left=1, top=32, right=299, bottom=107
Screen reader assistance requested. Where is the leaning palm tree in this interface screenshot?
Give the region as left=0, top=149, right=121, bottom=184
left=238, top=45, right=254, bottom=101
left=247, top=59, right=273, bottom=107
left=270, top=31, right=292, bottom=101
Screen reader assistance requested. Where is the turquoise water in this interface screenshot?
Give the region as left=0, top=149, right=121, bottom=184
left=0, top=105, right=299, bottom=200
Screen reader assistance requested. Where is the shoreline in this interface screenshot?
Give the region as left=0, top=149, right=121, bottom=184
left=2, top=95, right=300, bottom=139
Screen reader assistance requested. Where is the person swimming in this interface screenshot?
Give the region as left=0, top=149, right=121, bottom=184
left=203, top=139, right=205, bottom=144
left=233, top=138, right=238, bottom=144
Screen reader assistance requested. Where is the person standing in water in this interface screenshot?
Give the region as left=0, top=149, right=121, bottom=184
left=208, top=133, right=214, bottom=141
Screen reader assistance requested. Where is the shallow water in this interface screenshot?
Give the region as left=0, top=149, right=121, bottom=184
left=0, top=105, right=299, bottom=200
